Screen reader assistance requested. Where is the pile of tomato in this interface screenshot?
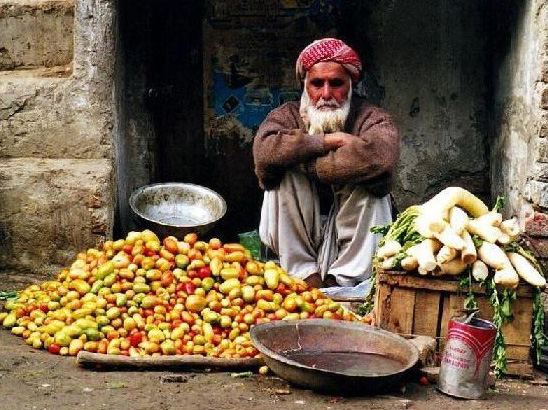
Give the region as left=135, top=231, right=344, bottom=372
left=0, top=230, right=365, bottom=358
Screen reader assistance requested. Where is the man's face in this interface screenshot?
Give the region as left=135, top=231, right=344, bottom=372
left=304, top=62, right=351, bottom=109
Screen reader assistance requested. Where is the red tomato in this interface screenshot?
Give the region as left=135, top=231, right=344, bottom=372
left=419, top=376, right=430, bottom=386
left=123, top=244, right=133, bottom=254
left=39, top=303, right=49, bottom=313
left=176, top=283, right=185, bottom=292
left=161, top=271, right=174, bottom=287
left=197, top=267, right=211, bottom=279
left=183, top=283, right=196, bottom=295
left=48, top=344, right=61, bottom=355
left=129, top=332, right=143, bottom=347
left=170, top=320, right=183, bottom=330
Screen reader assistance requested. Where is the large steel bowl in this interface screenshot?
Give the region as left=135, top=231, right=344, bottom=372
left=129, top=183, right=226, bottom=239
left=250, top=319, right=418, bottom=395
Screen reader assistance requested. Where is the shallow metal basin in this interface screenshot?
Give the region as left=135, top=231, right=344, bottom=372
left=250, top=319, right=419, bottom=395
left=129, top=183, right=226, bottom=239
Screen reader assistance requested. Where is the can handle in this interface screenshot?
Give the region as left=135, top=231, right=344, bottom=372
left=463, top=309, right=479, bottom=324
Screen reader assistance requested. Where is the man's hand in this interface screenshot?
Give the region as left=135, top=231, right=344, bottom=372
left=323, top=132, right=353, bottom=151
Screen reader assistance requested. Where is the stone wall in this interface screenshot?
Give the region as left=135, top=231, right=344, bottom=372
left=488, top=0, right=548, bottom=273
left=0, top=0, right=117, bottom=283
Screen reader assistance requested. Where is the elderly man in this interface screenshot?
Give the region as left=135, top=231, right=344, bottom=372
left=253, top=38, right=399, bottom=295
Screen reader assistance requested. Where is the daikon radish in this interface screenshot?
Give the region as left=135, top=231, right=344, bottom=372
left=500, top=217, right=520, bottom=237
left=497, top=233, right=511, bottom=245
left=421, top=187, right=489, bottom=217
left=467, top=219, right=502, bottom=243
left=449, top=206, right=469, bottom=235
left=414, top=214, right=443, bottom=238
left=401, top=255, right=419, bottom=271
left=494, top=265, right=519, bottom=289
left=436, top=245, right=457, bottom=264
left=439, top=258, right=468, bottom=275
left=377, top=240, right=402, bottom=259
left=507, top=252, right=546, bottom=287
left=461, top=230, right=477, bottom=264
left=478, top=242, right=511, bottom=270
left=472, top=260, right=488, bottom=281
left=434, top=223, right=465, bottom=250
left=407, top=239, right=441, bottom=271
left=476, top=211, right=503, bottom=227
left=382, top=256, right=396, bottom=270
left=418, top=266, right=429, bottom=276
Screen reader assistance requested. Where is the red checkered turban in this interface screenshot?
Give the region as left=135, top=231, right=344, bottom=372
left=296, top=38, right=362, bottom=83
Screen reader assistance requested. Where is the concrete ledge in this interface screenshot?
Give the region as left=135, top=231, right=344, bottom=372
left=0, top=0, right=74, bottom=71
left=0, top=157, right=113, bottom=278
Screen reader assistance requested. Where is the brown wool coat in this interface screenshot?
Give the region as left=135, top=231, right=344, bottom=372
left=252, top=96, right=400, bottom=197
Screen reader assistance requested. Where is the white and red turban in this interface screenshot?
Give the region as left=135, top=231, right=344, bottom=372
left=296, top=38, right=362, bottom=83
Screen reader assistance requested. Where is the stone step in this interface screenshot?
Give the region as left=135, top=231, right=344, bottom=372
left=0, top=157, right=113, bottom=277
left=0, top=74, right=110, bottom=159
left=0, top=0, right=74, bottom=72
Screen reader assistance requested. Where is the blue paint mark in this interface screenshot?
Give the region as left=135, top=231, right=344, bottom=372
left=214, top=72, right=299, bottom=129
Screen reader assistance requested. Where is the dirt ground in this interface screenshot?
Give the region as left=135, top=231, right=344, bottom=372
left=2, top=329, right=548, bottom=410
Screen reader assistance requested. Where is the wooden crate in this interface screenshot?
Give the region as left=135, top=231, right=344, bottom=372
left=374, top=272, right=534, bottom=377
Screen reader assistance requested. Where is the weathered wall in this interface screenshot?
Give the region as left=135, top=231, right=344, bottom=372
left=360, top=1, right=491, bottom=208
left=0, top=0, right=117, bottom=282
left=491, top=0, right=548, bottom=218
left=202, top=0, right=491, bottom=220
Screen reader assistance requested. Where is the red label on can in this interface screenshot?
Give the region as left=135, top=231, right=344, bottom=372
left=445, top=319, right=496, bottom=376
left=438, top=317, right=496, bottom=399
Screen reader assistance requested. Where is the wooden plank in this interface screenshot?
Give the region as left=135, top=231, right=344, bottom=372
left=77, top=351, right=263, bottom=369
left=506, top=362, right=534, bottom=379
left=412, top=290, right=441, bottom=339
left=374, top=280, right=391, bottom=328
left=384, top=287, right=416, bottom=334
left=378, top=273, right=534, bottom=297
left=501, top=297, right=534, bottom=347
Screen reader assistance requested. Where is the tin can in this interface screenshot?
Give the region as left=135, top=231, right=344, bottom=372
left=438, top=315, right=496, bottom=399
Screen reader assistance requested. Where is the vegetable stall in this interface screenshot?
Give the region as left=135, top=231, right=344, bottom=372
left=362, top=187, right=547, bottom=377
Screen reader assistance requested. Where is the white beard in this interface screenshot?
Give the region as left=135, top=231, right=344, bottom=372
left=300, top=86, right=352, bottom=135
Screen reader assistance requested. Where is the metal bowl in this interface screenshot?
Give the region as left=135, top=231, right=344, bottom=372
left=250, top=319, right=419, bottom=395
left=129, top=183, right=226, bottom=239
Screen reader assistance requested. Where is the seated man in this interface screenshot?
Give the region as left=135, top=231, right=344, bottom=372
left=252, top=38, right=400, bottom=295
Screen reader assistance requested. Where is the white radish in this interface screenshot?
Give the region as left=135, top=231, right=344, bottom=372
left=507, top=252, right=546, bottom=287
left=500, top=217, right=520, bottom=237
left=434, top=224, right=466, bottom=250
left=377, top=240, right=402, bottom=259
left=418, top=266, right=429, bottom=276
left=494, top=265, right=519, bottom=289
left=421, top=187, right=489, bottom=218
left=467, top=220, right=502, bottom=243
left=382, top=256, right=397, bottom=270
left=476, top=211, right=503, bottom=227
left=439, top=258, right=468, bottom=275
left=414, top=215, right=444, bottom=238
left=461, top=230, right=477, bottom=264
left=497, top=233, right=511, bottom=245
left=449, top=206, right=469, bottom=235
left=407, top=239, right=442, bottom=272
left=472, top=260, right=489, bottom=281
left=478, top=242, right=512, bottom=270
left=436, top=245, right=457, bottom=264
left=400, top=255, right=419, bottom=271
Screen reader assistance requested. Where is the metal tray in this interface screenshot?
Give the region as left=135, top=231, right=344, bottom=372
left=250, top=319, right=419, bottom=394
